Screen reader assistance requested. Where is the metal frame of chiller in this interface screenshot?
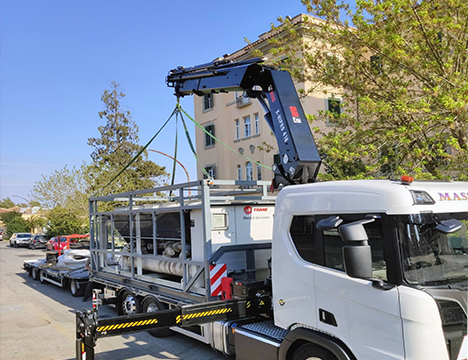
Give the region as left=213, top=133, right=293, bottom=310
left=88, top=179, right=275, bottom=304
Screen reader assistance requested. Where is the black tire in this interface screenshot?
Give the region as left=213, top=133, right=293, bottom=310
left=119, top=290, right=140, bottom=316
left=292, top=343, right=337, bottom=360
left=31, top=267, right=40, bottom=281
left=141, top=296, right=173, bottom=338
left=14, top=242, right=18, bottom=248
left=39, top=269, right=48, bottom=284
left=70, top=279, right=84, bottom=297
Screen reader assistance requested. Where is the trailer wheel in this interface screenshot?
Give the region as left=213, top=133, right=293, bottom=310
left=292, top=343, right=337, bottom=360
left=31, top=267, right=40, bottom=281
left=70, top=280, right=83, bottom=297
left=39, top=270, right=48, bottom=284
left=141, top=296, right=173, bottom=338
left=119, top=290, right=140, bottom=316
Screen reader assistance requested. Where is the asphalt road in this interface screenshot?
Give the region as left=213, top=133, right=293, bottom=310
left=0, top=241, right=226, bottom=360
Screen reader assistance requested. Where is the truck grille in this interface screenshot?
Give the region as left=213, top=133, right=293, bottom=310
left=436, top=300, right=467, bottom=326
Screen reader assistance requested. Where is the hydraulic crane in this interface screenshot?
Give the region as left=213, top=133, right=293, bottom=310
left=166, top=57, right=322, bottom=187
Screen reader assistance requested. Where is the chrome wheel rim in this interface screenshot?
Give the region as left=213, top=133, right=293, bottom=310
left=146, top=302, right=158, bottom=312
left=122, top=294, right=137, bottom=315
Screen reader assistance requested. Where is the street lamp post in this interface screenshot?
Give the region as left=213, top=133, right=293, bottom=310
left=148, top=149, right=191, bottom=196
left=12, top=195, right=30, bottom=207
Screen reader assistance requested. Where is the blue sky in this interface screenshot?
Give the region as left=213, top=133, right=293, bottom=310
left=0, top=0, right=308, bottom=204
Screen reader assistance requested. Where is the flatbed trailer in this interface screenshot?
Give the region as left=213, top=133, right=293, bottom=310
left=23, top=251, right=90, bottom=297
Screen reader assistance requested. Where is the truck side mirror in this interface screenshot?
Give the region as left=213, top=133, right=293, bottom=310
left=339, top=219, right=374, bottom=280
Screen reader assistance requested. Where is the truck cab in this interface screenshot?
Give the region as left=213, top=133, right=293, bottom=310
left=272, top=178, right=467, bottom=360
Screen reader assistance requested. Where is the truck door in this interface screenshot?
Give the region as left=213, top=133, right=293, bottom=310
left=273, top=214, right=405, bottom=360
left=313, top=214, right=404, bottom=360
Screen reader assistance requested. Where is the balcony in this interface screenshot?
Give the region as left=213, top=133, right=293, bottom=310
left=236, top=96, right=251, bottom=108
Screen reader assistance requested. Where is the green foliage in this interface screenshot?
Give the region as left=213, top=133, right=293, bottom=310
left=0, top=198, right=16, bottom=209
left=274, top=1, right=468, bottom=180
left=87, top=82, right=168, bottom=196
left=5, top=216, right=29, bottom=238
left=30, top=164, right=89, bottom=218
left=0, top=211, right=22, bottom=225
left=26, top=216, right=47, bottom=231
left=29, top=201, right=41, bottom=208
left=46, top=206, right=86, bottom=237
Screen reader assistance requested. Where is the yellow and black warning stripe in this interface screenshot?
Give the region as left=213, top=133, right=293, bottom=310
left=177, top=307, right=233, bottom=324
left=97, top=318, right=159, bottom=333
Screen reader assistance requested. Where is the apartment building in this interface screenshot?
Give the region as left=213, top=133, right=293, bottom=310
left=193, top=14, right=342, bottom=182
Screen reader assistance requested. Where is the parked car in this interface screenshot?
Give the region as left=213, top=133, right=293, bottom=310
left=10, top=233, right=33, bottom=248
left=46, top=234, right=89, bottom=254
left=29, top=234, right=49, bottom=249
left=0, top=230, right=4, bottom=241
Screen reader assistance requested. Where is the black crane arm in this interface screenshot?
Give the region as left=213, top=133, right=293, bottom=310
left=166, top=58, right=321, bottom=185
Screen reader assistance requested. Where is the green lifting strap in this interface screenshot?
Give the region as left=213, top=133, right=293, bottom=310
left=177, top=104, right=272, bottom=171
left=178, top=110, right=210, bottom=179
left=171, top=113, right=178, bottom=187
left=93, top=107, right=178, bottom=197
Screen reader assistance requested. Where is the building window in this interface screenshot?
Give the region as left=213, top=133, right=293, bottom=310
left=246, top=162, right=253, bottom=181
left=254, top=113, right=260, bottom=135
left=257, top=164, right=262, bottom=180
left=204, top=124, right=215, bottom=148
left=370, top=55, right=382, bottom=74
left=326, top=98, right=341, bottom=126
left=203, top=93, right=214, bottom=111
left=243, top=115, right=251, bottom=137
left=235, top=119, right=240, bottom=140
left=204, top=164, right=216, bottom=179
left=237, top=165, right=242, bottom=180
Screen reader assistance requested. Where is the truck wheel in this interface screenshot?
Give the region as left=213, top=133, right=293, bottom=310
left=14, top=242, right=18, bottom=248
left=141, top=296, right=173, bottom=338
left=70, top=280, right=84, bottom=297
left=31, top=267, right=39, bottom=281
left=39, top=270, right=48, bottom=284
left=292, top=344, right=337, bottom=360
left=120, top=290, right=140, bottom=316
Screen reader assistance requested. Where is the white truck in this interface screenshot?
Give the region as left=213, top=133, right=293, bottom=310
left=75, top=59, right=467, bottom=360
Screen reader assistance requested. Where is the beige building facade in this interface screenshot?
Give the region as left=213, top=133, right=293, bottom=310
left=193, top=14, right=342, bottom=182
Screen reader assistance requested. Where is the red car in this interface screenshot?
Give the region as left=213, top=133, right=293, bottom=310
left=46, top=234, right=89, bottom=254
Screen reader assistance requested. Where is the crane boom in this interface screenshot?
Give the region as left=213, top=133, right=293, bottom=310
left=166, top=58, right=321, bottom=186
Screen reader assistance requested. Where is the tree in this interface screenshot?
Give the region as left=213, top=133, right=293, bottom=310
left=26, top=216, right=47, bottom=233
left=30, top=201, right=41, bottom=208
left=87, top=82, right=167, bottom=196
left=0, top=212, right=28, bottom=238
left=0, top=198, right=16, bottom=208
left=30, top=164, right=89, bottom=218
left=0, top=211, right=22, bottom=225
left=46, top=206, right=86, bottom=237
left=6, top=217, right=29, bottom=238
left=273, top=1, right=468, bottom=180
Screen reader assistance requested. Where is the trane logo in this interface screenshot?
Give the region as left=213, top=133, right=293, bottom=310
left=243, top=206, right=268, bottom=214
left=438, top=192, right=468, bottom=201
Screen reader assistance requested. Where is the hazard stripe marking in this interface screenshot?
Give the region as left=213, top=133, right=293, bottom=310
left=209, top=263, right=227, bottom=296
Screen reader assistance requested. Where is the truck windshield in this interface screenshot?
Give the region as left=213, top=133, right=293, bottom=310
left=397, top=212, right=468, bottom=285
